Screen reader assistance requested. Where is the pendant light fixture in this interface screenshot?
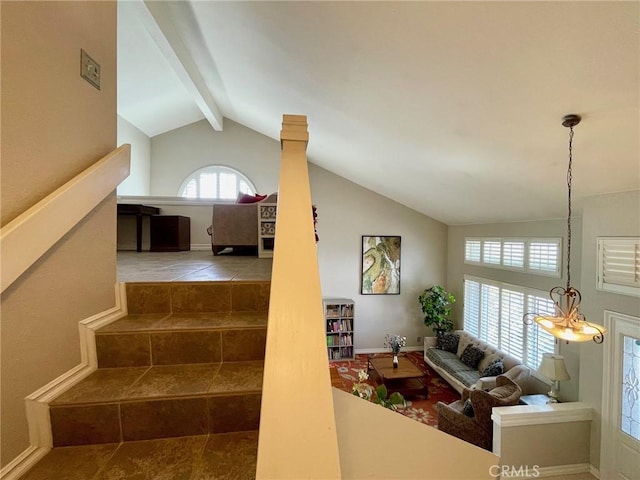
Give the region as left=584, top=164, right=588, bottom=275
left=523, top=114, right=606, bottom=344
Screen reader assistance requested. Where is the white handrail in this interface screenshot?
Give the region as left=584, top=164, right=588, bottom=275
left=256, top=116, right=342, bottom=479
left=0, top=144, right=131, bottom=293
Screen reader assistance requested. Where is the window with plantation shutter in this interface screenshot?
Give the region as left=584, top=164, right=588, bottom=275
left=463, top=275, right=557, bottom=370
left=500, top=289, right=525, bottom=360
left=503, top=241, right=525, bottom=268
left=465, top=239, right=481, bottom=263
left=464, top=238, right=560, bottom=277
left=597, top=238, right=640, bottom=297
left=178, top=165, right=256, bottom=200
left=528, top=239, right=561, bottom=276
left=464, top=279, right=480, bottom=337
left=482, top=240, right=502, bottom=265
left=480, top=284, right=500, bottom=347
left=525, top=294, right=556, bottom=368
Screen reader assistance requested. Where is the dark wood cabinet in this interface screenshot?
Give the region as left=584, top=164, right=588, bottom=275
left=150, top=216, right=190, bottom=252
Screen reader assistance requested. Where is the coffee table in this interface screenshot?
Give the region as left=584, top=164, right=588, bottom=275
left=367, top=355, right=429, bottom=398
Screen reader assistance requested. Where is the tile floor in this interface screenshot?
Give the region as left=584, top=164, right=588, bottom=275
left=117, top=250, right=272, bottom=283
left=20, top=432, right=258, bottom=480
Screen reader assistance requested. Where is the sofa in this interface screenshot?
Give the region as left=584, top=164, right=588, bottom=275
left=208, top=193, right=277, bottom=255
left=424, top=330, right=531, bottom=394
left=436, top=375, right=522, bottom=450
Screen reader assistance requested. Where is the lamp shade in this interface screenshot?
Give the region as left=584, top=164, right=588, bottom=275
left=537, top=353, right=570, bottom=381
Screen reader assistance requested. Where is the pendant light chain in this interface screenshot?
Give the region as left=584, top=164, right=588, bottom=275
left=566, top=126, right=574, bottom=290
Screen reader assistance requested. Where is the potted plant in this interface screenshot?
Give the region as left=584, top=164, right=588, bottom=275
left=418, top=285, right=455, bottom=336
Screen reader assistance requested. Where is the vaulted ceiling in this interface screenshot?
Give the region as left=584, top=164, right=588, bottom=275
left=117, top=1, right=639, bottom=225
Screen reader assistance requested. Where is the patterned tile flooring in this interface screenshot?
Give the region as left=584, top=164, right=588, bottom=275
left=117, top=250, right=272, bottom=282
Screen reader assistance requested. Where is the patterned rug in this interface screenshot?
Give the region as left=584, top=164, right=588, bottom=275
left=329, top=351, right=460, bottom=427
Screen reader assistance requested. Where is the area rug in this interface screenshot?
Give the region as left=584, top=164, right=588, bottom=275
left=329, top=351, right=460, bottom=428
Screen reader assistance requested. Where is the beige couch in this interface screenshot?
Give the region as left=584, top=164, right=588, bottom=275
left=424, top=330, right=531, bottom=394
left=208, top=193, right=277, bottom=255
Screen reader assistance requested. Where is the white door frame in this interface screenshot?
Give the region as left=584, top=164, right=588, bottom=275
left=601, top=310, right=640, bottom=480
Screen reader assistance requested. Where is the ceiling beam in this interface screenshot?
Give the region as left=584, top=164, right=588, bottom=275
left=134, top=0, right=223, bottom=131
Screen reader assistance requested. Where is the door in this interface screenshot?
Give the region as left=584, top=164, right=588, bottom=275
left=601, top=311, right=640, bottom=480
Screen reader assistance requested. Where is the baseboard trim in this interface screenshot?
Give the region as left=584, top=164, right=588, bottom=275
left=0, top=446, right=50, bottom=480
left=497, top=463, right=591, bottom=479
left=590, top=464, right=600, bottom=479
left=191, top=243, right=212, bottom=251
left=1, top=283, right=127, bottom=480
left=536, top=463, right=591, bottom=478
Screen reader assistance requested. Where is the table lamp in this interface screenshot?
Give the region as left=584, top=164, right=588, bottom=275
left=537, top=353, right=570, bottom=403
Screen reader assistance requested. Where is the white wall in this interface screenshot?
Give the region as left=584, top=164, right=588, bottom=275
left=577, top=189, right=640, bottom=469
left=116, top=115, right=151, bottom=195
left=447, top=219, right=583, bottom=401
left=150, top=118, right=281, bottom=196
left=310, top=163, right=448, bottom=350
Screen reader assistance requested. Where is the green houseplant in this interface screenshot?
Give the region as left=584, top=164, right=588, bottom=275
left=418, top=285, right=456, bottom=335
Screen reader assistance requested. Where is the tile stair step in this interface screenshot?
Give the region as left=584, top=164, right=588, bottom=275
left=95, top=312, right=267, bottom=368
left=49, top=362, right=263, bottom=447
left=124, top=281, right=271, bottom=315
left=20, top=432, right=259, bottom=480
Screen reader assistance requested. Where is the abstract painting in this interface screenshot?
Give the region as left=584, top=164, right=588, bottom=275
left=361, top=236, right=401, bottom=294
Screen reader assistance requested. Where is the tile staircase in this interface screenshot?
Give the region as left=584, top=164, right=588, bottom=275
left=23, top=280, right=269, bottom=479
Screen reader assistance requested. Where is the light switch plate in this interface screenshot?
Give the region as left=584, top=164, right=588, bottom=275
left=80, top=49, right=100, bottom=90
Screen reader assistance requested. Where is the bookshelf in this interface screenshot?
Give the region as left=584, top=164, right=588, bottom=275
left=323, top=298, right=355, bottom=361
left=258, top=202, right=277, bottom=258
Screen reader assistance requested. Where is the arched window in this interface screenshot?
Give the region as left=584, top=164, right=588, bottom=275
left=178, top=165, right=256, bottom=200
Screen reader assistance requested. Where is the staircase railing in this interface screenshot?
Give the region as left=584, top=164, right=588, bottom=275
left=257, top=116, right=500, bottom=479
left=0, top=145, right=131, bottom=293
left=256, top=116, right=342, bottom=479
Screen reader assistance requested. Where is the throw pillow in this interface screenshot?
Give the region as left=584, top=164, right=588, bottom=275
left=480, top=359, right=504, bottom=377
left=477, top=351, right=501, bottom=373
left=460, top=344, right=485, bottom=369
left=236, top=193, right=267, bottom=204
left=462, top=399, right=475, bottom=417
left=456, top=333, right=474, bottom=357
left=436, top=333, right=459, bottom=353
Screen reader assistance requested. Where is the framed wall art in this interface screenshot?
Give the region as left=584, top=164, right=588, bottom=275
left=361, top=235, right=401, bottom=295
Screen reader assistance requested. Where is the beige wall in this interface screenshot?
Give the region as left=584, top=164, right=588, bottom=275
left=150, top=118, right=281, bottom=196
left=447, top=219, right=583, bottom=401
left=498, top=420, right=591, bottom=468
left=310, top=163, right=448, bottom=349
left=578, top=189, right=640, bottom=469
left=0, top=1, right=117, bottom=466
left=117, top=115, right=150, bottom=195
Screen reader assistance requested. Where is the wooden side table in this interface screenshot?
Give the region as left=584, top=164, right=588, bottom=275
left=150, top=215, right=190, bottom=252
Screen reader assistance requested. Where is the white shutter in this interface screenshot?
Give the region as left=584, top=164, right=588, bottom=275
left=598, top=238, right=640, bottom=297
left=199, top=172, right=218, bottom=198
left=525, top=294, right=556, bottom=368
left=500, top=289, right=525, bottom=361
left=480, top=284, right=500, bottom=346
left=528, top=240, right=561, bottom=276
left=503, top=241, right=525, bottom=268
left=464, top=279, right=480, bottom=337
left=465, top=239, right=481, bottom=263
left=483, top=240, right=501, bottom=265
